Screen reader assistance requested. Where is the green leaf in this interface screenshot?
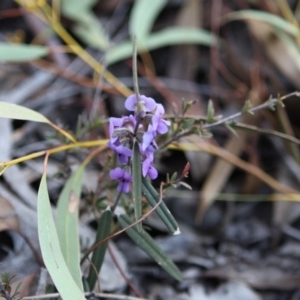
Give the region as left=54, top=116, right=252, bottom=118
left=0, top=102, right=50, bottom=123
left=72, top=14, right=108, bottom=50
left=0, top=42, right=48, bottom=62
left=37, top=175, right=86, bottom=300
left=223, top=10, right=300, bottom=37
left=129, top=0, right=167, bottom=42
left=206, top=99, right=215, bottom=122
left=87, top=208, right=112, bottom=291
left=132, top=141, right=142, bottom=232
left=61, top=0, right=108, bottom=50
left=181, top=119, right=195, bottom=130
left=107, top=27, right=217, bottom=65
left=118, top=214, right=182, bottom=281
left=56, top=166, right=85, bottom=292
left=61, top=0, right=97, bottom=18
left=142, top=177, right=179, bottom=235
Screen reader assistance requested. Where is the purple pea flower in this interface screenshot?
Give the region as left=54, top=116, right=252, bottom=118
left=141, top=124, right=156, bottom=152
left=152, top=103, right=170, bottom=134
left=107, top=141, right=132, bottom=163
left=110, top=167, right=132, bottom=193
left=142, top=156, right=158, bottom=179
left=125, top=94, right=157, bottom=117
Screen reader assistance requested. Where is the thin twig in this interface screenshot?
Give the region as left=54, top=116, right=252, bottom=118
left=203, top=97, right=278, bottom=129
left=159, top=92, right=300, bottom=149
left=233, top=122, right=300, bottom=146
left=108, top=243, right=144, bottom=298
left=81, top=184, right=165, bottom=264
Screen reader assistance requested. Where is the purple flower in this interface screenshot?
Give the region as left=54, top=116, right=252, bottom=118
left=110, top=167, right=132, bottom=193
left=142, top=124, right=156, bottom=151
left=142, top=156, right=158, bottom=179
left=107, top=141, right=132, bottom=163
left=152, top=104, right=170, bottom=134
left=109, top=117, right=125, bottom=142
left=125, top=94, right=157, bottom=117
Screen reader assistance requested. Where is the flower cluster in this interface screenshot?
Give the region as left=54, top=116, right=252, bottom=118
left=108, top=94, right=170, bottom=193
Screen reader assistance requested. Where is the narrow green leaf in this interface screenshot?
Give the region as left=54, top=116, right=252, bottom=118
left=38, top=175, right=86, bottom=300
left=106, top=27, right=217, bottom=65
left=142, top=27, right=217, bottom=49
left=0, top=42, right=48, bottom=62
left=0, top=102, right=49, bottom=123
left=56, top=166, right=85, bottom=292
left=129, top=0, right=167, bottom=42
left=142, top=177, right=180, bottom=235
left=223, top=10, right=300, bottom=37
left=87, top=208, right=112, bottom=290
left=118, top=214, right=182, bottom=281
left=132, top=141, right=142, bottom=232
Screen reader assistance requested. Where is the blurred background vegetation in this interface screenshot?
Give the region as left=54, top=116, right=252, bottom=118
left=2, top=0, right=300, bottom=299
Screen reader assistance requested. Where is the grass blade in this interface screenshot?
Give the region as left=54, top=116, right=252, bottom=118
left=87, top=208, right=112, bottom=291
left=132, top=141, right=142, bottom=232
left=118, top=214, right=182, bottom=281
left=56, top=166, right=85, bottom=292
left=142, top=177, right=180, bottom=234
left=38, top=175, right=86, bottom=300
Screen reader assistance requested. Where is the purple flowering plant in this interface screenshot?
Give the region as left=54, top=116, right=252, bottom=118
left=108, top=94, right=170, bottom=194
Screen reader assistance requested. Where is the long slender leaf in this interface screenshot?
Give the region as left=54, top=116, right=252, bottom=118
left=0, top=102, right=49, bottom=123
left=0, top=42, right=48, bottom=62
left=87, top=208, right=112, bottom=290
left=118, top=214, right=182, bottom=281
left=129, top=0, right=167, bottom=42
left=107, top=27, right=217, bottom=65
left=132, top=141, right=142, bottom=232
left=223, top=10, right=300, bottom=37
left=38, top=175, right=86, bottom=300
left=56, top=166, right=85, bottom=292
left=142, top=177, right=179, bottom=235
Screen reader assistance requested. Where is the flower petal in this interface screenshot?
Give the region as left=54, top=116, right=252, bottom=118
left=140, top=95, right=157, bottom=111
left=142, top=157, right=151, bottom=177
left=157, top=120, right=169, bottom=134
left=110, top=167, right=124, bottom=180
left=125, top=94, right=137, bottom=111
left=155, top=103, right=165, bottom=115
left=148, top=166, right=158, bottom=179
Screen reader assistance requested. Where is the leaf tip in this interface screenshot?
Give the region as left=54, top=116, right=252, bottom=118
left=173, top=227, right=181, bottom=235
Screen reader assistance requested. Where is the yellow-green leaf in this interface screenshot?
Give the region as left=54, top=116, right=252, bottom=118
left=0, top=42, right=48, bottom=62
left=0, top=102, right=49, bottom=123
left=56, top=166, right=85, bottom=292
left=38, top=175, right=86, bottom=300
